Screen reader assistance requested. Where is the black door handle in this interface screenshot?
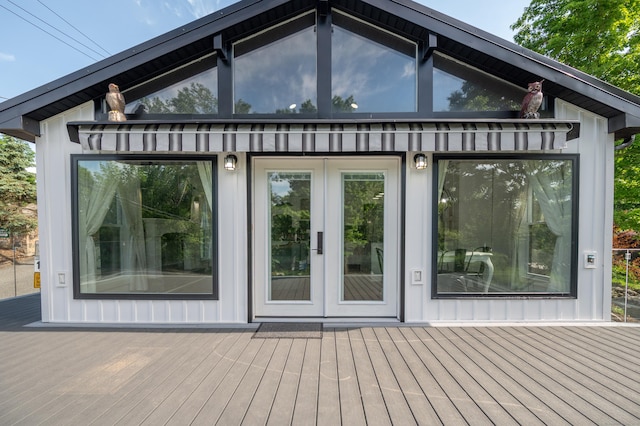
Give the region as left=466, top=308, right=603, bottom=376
left=314, top=231, right=323, bottom=255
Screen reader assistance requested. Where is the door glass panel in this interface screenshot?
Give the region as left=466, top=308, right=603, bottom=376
left=342, top=172, right=384, bottom=301
left=268, top=172, right=311, bottom=301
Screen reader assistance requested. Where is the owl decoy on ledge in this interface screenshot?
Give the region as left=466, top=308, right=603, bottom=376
left=519, top=79, right=544, bottom=119
left=106, top=83, right=127, bottom=122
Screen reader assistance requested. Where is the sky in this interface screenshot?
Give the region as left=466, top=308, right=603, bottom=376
left=0, top=0, right=531, bottom=102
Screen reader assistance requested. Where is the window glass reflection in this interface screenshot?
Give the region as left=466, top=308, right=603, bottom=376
left=435, top=158, right=575, bottom=295
left=332, top=17, right=416, bottom=113
left=433, top=53, right=524, bottom=112
left=127, top=60, right=218, bottom=115
left=75, top=159, right=215, bottom=297
left=234, top=15, right=317, bottom=114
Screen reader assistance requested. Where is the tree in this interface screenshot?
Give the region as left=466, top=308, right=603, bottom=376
left=141, top=82, right=217, bottom=114
left=511, top=0, right=640, bottom=93
left=512, top=0, right=640, bottom=231
left=0, top=136, right=37, bottom=235
left=332, top=95, right=358, bottom=112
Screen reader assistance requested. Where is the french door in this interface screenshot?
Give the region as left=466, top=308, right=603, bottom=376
left=253, top=157, right=400, bottom=318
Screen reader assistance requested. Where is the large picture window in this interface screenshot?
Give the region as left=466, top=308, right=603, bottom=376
left=72, top=155, right=217, bottom=299
left=433, top=155, right=578, bottom=297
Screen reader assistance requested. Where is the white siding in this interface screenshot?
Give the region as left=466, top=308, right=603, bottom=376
left=37, top=103, right=249, bottom=324
left=404, top=99, right=613, bottom=323
left=37, top=98, right=613, bottom=324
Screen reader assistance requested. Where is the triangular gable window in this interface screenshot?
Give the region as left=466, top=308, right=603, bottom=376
left=233, top=12, right=317, bottom=114
left=112, top=9, right=542, bottom=119
left=125, top=54, right=218, bottom=116
left=433, top=52, right=525, bottom=113
left=332, top=11, right=417, bottom=113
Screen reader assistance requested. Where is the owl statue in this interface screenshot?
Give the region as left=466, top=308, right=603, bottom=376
left=519, top=79, right=544, bottom=119
left=106, top=83, right=127, bottom=121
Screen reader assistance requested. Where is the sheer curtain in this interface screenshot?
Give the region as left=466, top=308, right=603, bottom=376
left=197, top=162, right=213, bottom=210
left=78, top=165, right=119, bottom=292
left=527, top=161, right=572, bottom=292
left=117, top=169, right=149, bottom=291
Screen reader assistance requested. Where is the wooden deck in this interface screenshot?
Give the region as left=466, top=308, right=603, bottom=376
left=2, top=294, right=640, bottom=424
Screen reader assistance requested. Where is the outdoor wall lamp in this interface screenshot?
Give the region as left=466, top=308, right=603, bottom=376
left=414, top=153, right=428, bottom=170
left=224, top=154, right=238, bottom=171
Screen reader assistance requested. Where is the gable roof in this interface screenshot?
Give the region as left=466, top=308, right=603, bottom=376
left=1, top=0, right=639, bottom=142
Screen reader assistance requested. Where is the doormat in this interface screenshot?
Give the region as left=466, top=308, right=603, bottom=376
left=253, top=323, right=323, bottom=339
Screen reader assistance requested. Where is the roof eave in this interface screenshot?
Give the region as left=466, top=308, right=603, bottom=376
left=0, top=115, right=40, bottom=142
left=610, top=113, right=640, bottom=140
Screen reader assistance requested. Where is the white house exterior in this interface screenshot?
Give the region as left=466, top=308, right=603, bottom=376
left=1, top=0, right=639, bottom=325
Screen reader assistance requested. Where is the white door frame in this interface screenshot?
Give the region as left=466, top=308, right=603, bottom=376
left=252, top=156, right=401, bottom=319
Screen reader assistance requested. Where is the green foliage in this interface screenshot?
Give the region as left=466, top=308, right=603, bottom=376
left=512, top=0, right=640, bottom=233
left=0, top=135, right=37, bottom=234
left=447, top=81, right=521, bottom=111
left=614, top=136, right=640, bottom=230
left=332, top=95, right=357, bottom=112
left=512, top=0, right=640, bottom=95
left=141, top=82, right=218, bottom=114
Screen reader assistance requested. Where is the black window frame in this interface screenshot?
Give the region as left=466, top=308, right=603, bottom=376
left=71, top=153, right=219, bottom=300
left=431, top=153, right=579, bottom=299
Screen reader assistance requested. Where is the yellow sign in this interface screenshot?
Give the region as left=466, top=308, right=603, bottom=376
left=34, top=272, right=40, bottom=289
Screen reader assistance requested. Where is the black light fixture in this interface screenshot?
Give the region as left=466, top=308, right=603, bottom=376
left=414, top=153, right=427, bottom=170
left=224, top=154, right=237, bottom=171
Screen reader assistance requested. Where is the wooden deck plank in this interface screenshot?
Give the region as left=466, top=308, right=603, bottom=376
left=449, top=327, right=570, bottom=425
left=107, top=332, right=234, bottom=425
left=359, top=327, right=417, bottom=425
left=467, top=327, right=594, bottom=424
left=49, top=331, right=203, bottom=426
left=228, top=339, right=292, bottom=425
left=291, top=337, right=321, bottom=425
left=132, top=332, right=251, bottom=425
left=374, top=327, right=442, bottom=424
left=438, top=327, right=550, bottom=425
left=347, top=327, right=392, bottom=426
left=177, top=334, right=266, bottom=425
left=525, top=327, right=640, bottom=402
left=334, top=328, right=368, bottom=425
left=316, top=328, right=342, bottom=425
left=50, top=331, right=202, bottom=425
left=0, top=330, right=162, bottom=424
left=3, top=294, right=640, bottom=426
left=215, top=338, right=280, bottom=425
left=266, top=339, right=306, bottom=426
left=152, top=330, right=254, bottom=425
left=389, top=327, right=465, bottom=425
left=553, top=326, right=640, bottom=373
left=421, top=327, right=518, bottom=425
left=484, top=327, right=621, bottom=425
left=503, top=327, right=640, bottom=423
left=408, top=327, right=494, bottom=425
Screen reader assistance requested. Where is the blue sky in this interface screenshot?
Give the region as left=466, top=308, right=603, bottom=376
left=0, top=0, right=531, bottom=102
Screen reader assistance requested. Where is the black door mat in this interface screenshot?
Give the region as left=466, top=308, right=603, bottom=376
left=253, top=323, right=323, bottom=339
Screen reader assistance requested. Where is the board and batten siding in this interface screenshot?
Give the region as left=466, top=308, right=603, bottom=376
left=37, top=102, right=249, bottom=324
left=404, top=99, right=613, bottom=323
left=37, top=99, right=612, bottom=324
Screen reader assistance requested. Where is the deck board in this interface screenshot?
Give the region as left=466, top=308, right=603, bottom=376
left=3, top=295, right=640, bottom=425
left=266, top=339, right=305, bottom=425
left=290, top=338, right=321, bottom=425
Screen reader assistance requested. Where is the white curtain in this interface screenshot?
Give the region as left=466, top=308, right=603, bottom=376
left=117, top=170, right=149, bottom=291
left=527, top=161, right=572, bottom=292
left=437, top=159, right=449, bottom=203
left=511, top=185, right=531, bottom=289
left=197, top=162, right=213, bottom=210
left=78, top=165, right=119, bottom=292
left=197, top=161, right=213, bottom=259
